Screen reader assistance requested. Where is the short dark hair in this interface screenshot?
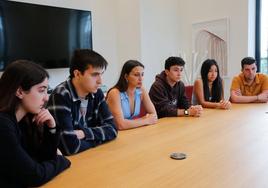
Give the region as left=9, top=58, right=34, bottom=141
left=241, top=57, right=256, bottom=69
left=165, top=56, right=185, bottom=70
left=0, top=60, right=49, bottom=113
left=69, top=49, right=108, bottom=78
left=109, top=60, right=144, bottom=93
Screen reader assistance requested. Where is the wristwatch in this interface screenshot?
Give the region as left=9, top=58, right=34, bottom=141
left=184, top=109, right=189, bottom=116
left=48, top=126, right=57, bottom=134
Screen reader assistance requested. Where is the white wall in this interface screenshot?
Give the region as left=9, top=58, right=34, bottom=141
left=248, top=0, right=256, bottom=57
left=177, top=0, right=255, bottom=97
left=140, top=0, right=181, bottom=89
left=3, top=0, right=255, bottom=95
left=114, top=0, right=141, bottom=70
left=179, top=0, right=255, bottom=96
left=5, top=0, right=181, bottom=90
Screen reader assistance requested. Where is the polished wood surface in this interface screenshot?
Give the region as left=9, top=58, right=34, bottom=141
left=42, top=103, right=268, bottom=188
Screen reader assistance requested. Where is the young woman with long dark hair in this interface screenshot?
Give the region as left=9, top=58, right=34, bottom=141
left=193, top=59, right=231, bottom=109
left=0, top=60, right=70, bottom=187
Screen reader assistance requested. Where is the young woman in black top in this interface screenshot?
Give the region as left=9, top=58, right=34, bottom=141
left=0, top=60, right=71, bottom=187
left=193, top=59, right=231, bottom=109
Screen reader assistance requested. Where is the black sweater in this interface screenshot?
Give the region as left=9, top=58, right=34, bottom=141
left=0, top=112, right=71, bottom=188
left=149, top=71, right=190, bottom=118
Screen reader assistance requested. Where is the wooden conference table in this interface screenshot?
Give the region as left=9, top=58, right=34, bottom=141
left=42, top=103, right=268, bottom=188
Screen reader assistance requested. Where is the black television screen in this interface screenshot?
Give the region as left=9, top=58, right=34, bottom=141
left=0, top=0, right=92, bottom=70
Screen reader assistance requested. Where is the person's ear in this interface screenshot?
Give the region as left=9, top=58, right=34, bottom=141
left=16, top=87, right=24, bottom=99
left=165, top=69, right=169, bottom=75
left=124, top=74, right=129, bottom=82
left=73, top=70, right=81, bottom=78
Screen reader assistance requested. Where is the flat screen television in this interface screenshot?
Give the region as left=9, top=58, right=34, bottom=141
left=0, top=0, right=92, bottom=71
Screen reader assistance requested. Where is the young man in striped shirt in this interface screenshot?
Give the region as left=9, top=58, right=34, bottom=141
left=47, top=49, right=117, bottom=155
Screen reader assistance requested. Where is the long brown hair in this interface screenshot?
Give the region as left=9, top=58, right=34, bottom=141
left=108, top=60, right=144, bottom=94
